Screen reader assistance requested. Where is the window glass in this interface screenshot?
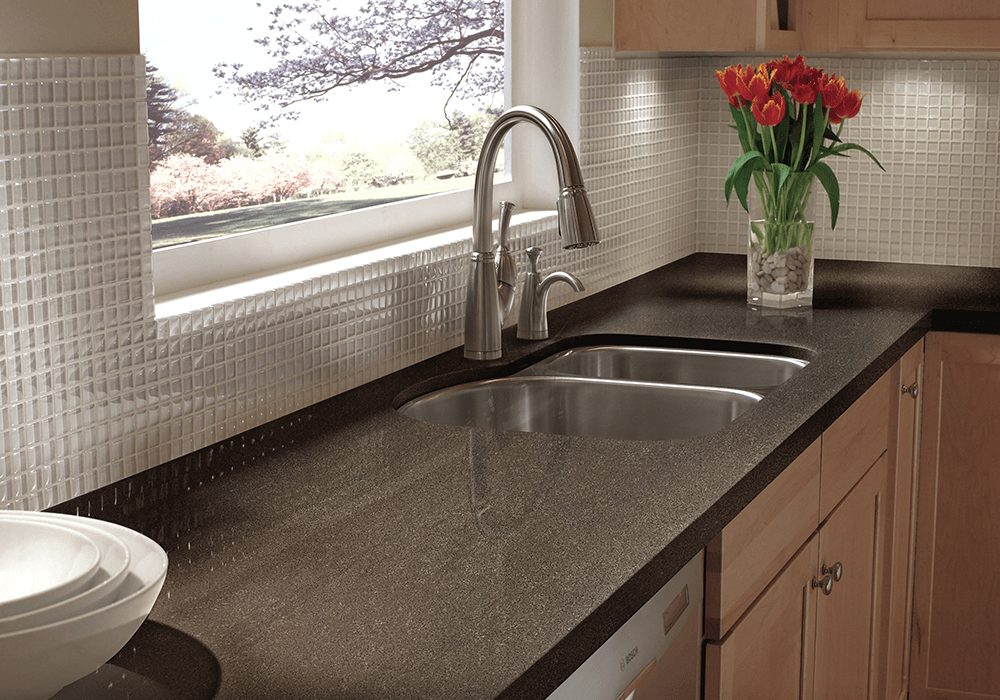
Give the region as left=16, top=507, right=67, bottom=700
left=140, top=0, right=505, bottom=250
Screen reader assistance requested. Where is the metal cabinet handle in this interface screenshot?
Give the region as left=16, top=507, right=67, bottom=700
left=822, top=562, right=843, bottom=582
left=812, top=574, right=833, bottom=596
left=902, top=382, right=919, bottom=399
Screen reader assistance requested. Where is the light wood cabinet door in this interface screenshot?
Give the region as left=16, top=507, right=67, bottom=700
left=838, top=0, right=1000, bottom=51
left=814, top=454, right=888, bottom=700
left=911, top=332, right=1000, bottom=700
left=705, top=454, right=888, bottom=700
left=614, top=0, right=802, bottom=53
left=705, top=535, right=819, bottom=700
left=882, top=340, right=923, bottom=700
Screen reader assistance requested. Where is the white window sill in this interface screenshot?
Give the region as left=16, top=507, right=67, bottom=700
left=153, top=209, right=558, bottom=320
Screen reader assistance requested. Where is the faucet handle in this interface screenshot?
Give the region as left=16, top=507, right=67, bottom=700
left=525, top=246, right=542, bottom=273
left=497, top=201, right=516, bottom=250
left=495, top=202, right=518, bottom=323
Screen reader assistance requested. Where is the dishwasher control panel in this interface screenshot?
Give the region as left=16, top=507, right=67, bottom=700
left=546, top=551, right=703, bottom=700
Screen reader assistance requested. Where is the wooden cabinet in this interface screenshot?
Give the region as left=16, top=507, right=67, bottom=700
left=910, top=332, right=1000, bottom=700
left=614, top=0, right=803, bottom=53
left=821, top=371, right=891, bottom=521
left=706, top=455, right=888, bottom=700
left=614, top=0, right=1000, bottom=53
left=838, top=0, right=1000, bottom=52
left=704, top=343, right=931, bottom=700
left=705, top=535, right=819, bottom=700
left=705, top=439, right=821, bottom=640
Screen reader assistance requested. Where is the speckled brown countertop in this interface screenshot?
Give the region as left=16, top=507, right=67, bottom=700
left=49, top=253, right=1000, bottom=700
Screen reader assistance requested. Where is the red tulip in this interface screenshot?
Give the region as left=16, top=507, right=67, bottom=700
left=767, top=55, right=804, bottom=86
left=752, top=92, right=786, bottom=126
left=789, top=80, right=819, bottom=104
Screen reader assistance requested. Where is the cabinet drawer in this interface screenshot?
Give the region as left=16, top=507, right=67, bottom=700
left=705, top=439, right=820, bottom=640
left=705, top=535, right=819, bottom=700
left=821, top=371, right=890, bottom=519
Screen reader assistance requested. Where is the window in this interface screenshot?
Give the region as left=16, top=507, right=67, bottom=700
left=147, top=0, right=580, bottom=303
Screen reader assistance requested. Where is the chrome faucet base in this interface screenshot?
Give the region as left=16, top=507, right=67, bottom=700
left=464, top=252, right=504, bottom=360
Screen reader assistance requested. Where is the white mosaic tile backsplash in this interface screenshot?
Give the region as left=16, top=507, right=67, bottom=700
left=2, top=50, right=999, bottom=510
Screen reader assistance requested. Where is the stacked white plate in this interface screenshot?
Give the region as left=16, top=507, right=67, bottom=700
left=0, top=511, right=169, bottom=700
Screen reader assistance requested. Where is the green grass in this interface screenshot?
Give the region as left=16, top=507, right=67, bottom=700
left=151, top=175, right=477, bottom=248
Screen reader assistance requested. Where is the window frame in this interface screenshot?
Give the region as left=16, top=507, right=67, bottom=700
left=150, top=0, right=581, bottom=307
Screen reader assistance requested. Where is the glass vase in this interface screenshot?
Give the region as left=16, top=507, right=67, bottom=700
left=747, top=219, right=814, bottom=308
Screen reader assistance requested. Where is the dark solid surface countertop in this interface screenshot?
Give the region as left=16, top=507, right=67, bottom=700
left=49, top=253, right=1000, bottom=700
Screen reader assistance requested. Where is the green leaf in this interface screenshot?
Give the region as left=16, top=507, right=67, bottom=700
left=725, top=151, right=767, bottom=209
left=728, top=104, right=750, bottom=150
left=825, top=142, right=886, bottom=171
left=810, top=104, right=827, bottom=168
left=808, top=160, right=841, bottom=229
left=772, top=162, right=793, bottom=195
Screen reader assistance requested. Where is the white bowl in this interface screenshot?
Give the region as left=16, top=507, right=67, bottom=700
left=0, top=518, right=101, bottom=618
left=0, top=516, right=131, bottom=634
left=0, top=513, right=169, bottom=700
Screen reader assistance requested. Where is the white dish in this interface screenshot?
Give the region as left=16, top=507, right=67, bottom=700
left=0, top=518, right=101, bottom=618
left=0, top=516, right=131, bottom=634
left=0, top=512, right=169, bottom=700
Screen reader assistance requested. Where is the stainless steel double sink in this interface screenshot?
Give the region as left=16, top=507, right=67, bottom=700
left=398, top=344, right=809, bottom=441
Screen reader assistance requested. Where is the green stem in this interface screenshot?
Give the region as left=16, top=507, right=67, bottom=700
left=791, top=102, right=809, bottom=172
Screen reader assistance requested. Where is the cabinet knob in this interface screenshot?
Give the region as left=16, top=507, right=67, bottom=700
left=822, top=562, right=844, bottom=582
left=812, top=574, right=833, bottom=596
left=902, top=382, right=919, bottom=398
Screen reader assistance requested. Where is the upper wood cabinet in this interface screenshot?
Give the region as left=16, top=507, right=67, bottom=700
left=838, top=0, right=1000, bottom=52
left=911, top=332, right=1000, bottom=700
left=614, top=0, right=803, bottom=53
left=615, top=0, right=1000, bottom=53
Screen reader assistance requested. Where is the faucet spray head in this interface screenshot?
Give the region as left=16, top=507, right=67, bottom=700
left=557, top=185, right=600, bottom=249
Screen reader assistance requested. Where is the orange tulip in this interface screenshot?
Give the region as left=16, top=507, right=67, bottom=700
left=831, top=89, right=864, bottom=123
left=818, top=73, right=847, bottom=110
left=738, top=65, right=774, bottom=103
left=716, top=65, right=745, bottom=107
left=751, top=92, right=786, bottom=126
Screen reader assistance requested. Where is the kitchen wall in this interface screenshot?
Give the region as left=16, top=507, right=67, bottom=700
left=2, top=43, right=1000, bottom=510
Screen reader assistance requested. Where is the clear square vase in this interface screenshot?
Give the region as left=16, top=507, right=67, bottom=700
left=747, top=220, right=814, bottom=308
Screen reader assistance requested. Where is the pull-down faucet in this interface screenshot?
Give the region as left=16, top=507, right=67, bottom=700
left=463, top=105, right=600, bottom=360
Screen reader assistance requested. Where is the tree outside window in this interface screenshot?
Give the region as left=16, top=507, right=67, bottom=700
left=142, top=0, right=505, bottom=248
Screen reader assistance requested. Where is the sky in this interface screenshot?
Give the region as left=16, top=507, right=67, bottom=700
left=138, top=0, right=493, bottom=150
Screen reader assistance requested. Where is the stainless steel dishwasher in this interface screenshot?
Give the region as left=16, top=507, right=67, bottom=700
left=546, top=551, right=703, bottom=700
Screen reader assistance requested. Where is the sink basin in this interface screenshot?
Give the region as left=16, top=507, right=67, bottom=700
left=520, top=345, right=808, bottom=394
left=398, top=376, right=761, bottom=441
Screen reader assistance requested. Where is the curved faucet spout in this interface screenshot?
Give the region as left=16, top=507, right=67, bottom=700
left=464, top=105, right=599, bottom=360
left=472, top=105, right=599, bottom=254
